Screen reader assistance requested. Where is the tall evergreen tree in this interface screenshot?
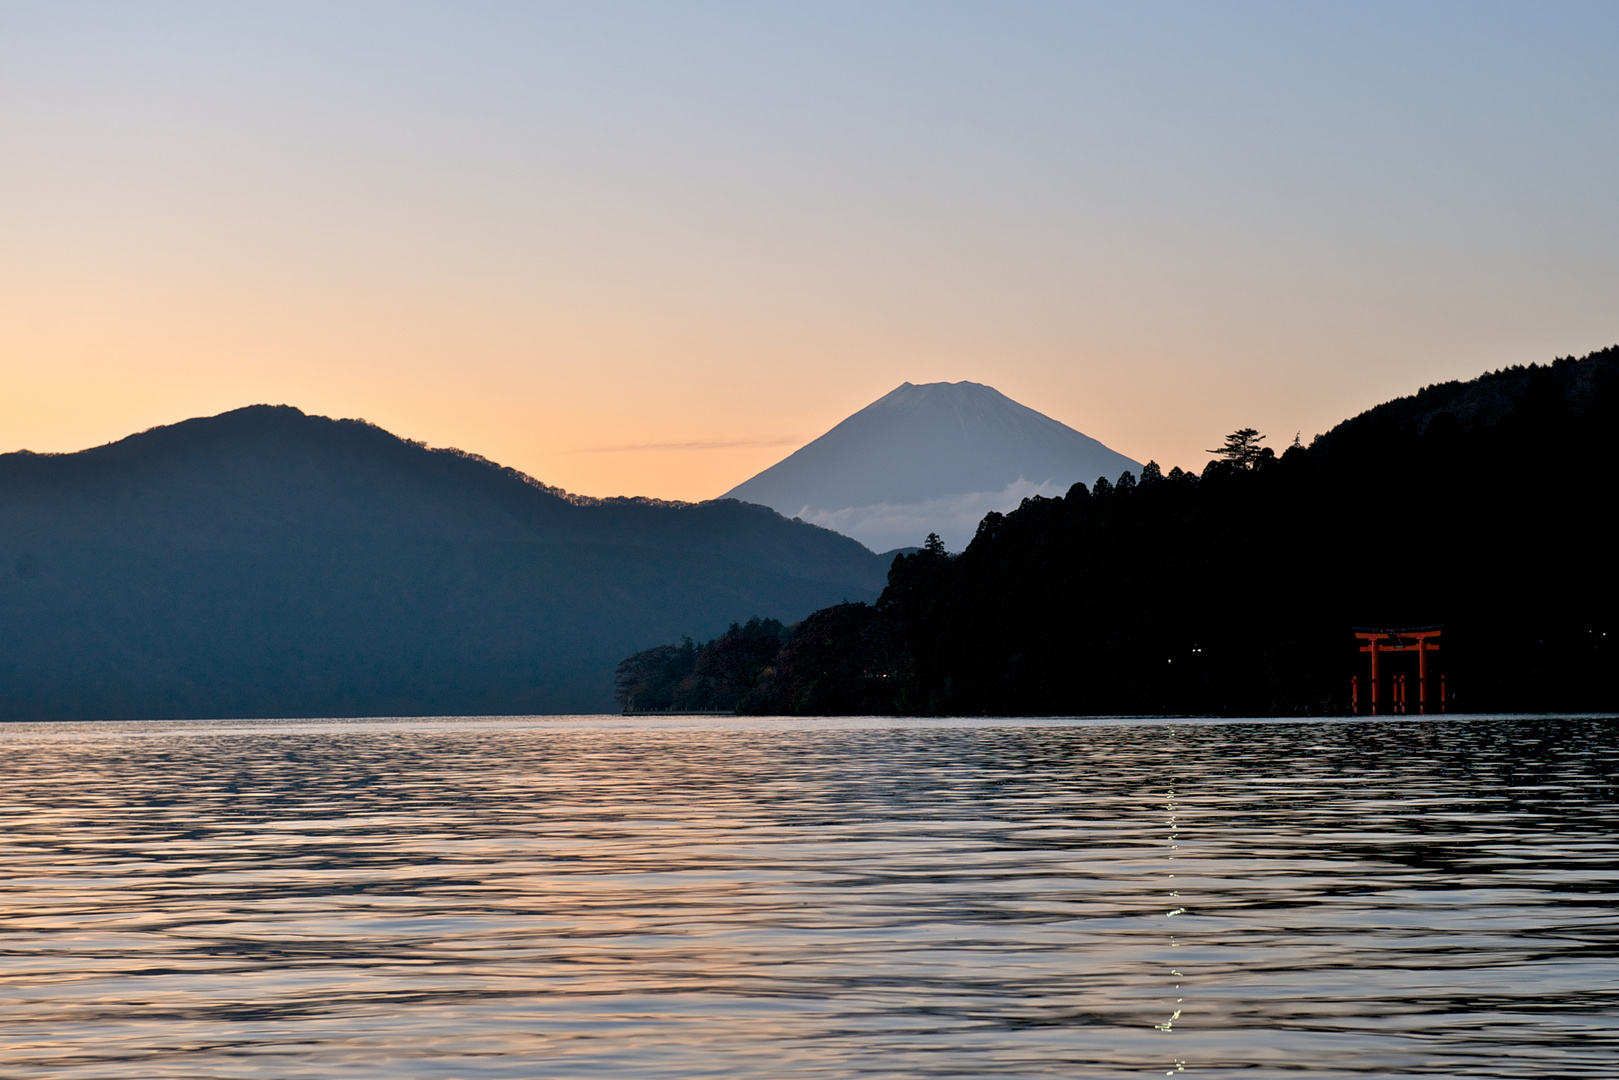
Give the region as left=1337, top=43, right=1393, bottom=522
left=1209, top=428, right=1266, bottom=469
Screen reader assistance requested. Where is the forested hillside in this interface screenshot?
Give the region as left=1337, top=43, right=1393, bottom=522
left=0, top=406, right=890, bottom=720
left=618, top=347, right=1619, bottom=716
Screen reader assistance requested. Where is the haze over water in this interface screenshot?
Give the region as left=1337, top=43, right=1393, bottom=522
left=2, top=714, right=1615, bottom=1078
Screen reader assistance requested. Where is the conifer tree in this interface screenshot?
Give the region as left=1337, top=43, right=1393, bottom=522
left=1209, top=428, right=1266, bottom=469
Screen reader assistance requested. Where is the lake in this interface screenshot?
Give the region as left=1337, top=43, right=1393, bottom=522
left=1, top=714, right=1615, bottom=1078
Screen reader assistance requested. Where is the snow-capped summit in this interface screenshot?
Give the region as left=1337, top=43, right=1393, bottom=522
left=721, top=381, right=1140, bottom=552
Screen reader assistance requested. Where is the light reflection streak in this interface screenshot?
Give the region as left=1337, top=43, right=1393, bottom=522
left=0, top=714, right=1615, bottom=1078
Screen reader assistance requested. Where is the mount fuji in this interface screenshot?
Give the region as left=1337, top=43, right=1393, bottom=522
left=721, top=381, right=1141, bottom=552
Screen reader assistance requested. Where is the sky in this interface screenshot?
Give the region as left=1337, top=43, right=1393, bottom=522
left=3, top=1, right=1616, bottom=501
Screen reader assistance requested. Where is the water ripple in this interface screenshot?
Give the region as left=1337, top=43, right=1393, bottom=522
left=1, top=715, right=1615, bottom=1078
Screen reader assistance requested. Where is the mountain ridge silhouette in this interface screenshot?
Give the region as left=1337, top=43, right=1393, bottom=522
left=0, top=405, right=890, bottom=720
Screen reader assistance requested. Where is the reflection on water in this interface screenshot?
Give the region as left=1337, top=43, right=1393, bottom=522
left=1, top=714, right=1615, bottom=1078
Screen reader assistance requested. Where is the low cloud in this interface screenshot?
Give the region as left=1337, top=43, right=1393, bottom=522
left=574, top=436, right=803, bottom=454
left=797, top=477, right=1070, bottom=553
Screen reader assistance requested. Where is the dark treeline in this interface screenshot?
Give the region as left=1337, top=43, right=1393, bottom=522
left=617, top=347, right=1619, bottom=716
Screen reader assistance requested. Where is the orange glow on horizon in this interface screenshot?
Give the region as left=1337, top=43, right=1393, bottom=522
left=3, top=5, right=1614, bottom=501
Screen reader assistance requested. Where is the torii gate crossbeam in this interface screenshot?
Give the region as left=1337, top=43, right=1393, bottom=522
left=1352, top=627, right=1444, bottom=715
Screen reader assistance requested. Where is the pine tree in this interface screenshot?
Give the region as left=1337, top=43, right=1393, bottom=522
left=1208, top=428, right=1266, bottom=469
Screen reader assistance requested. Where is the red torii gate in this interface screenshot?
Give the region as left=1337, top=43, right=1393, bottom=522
left=1352, top=626, right=1444, bottom=715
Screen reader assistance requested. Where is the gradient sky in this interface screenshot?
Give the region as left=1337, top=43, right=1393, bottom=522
left=3, top=1, right=1616, bottom=500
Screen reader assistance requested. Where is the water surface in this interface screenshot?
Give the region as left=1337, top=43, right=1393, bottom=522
left=2, top=714, right=1615, bottom=1078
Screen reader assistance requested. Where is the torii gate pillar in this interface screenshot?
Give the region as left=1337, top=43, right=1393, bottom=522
left=1353, top=627, right=1444, bottom=716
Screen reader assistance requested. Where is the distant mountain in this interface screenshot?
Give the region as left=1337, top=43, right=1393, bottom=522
left=721, top=381, right=1140, bottom=551
left=0, top=406, right=890, bottom=721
